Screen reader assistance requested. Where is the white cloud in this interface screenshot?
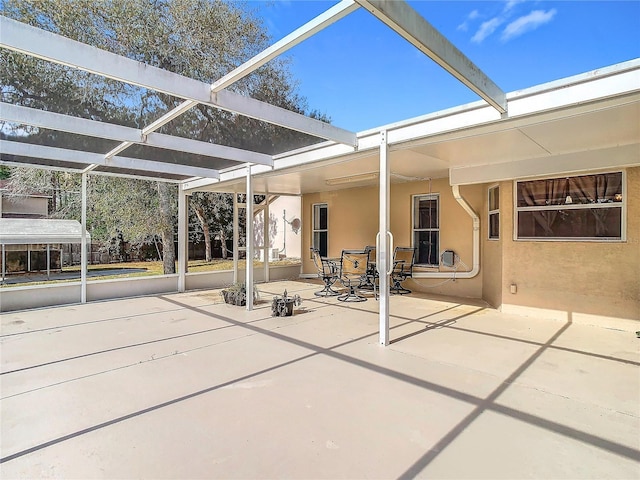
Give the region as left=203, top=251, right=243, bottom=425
left=504, top=0, right=526, bottom=13
left=472, top=17, right=503, bottom=43
left=457, top=9, right=480, bottom=32
left=501, top=9, right=557, bottom=41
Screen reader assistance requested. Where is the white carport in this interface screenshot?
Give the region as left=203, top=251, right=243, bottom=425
left=1, top=1, right=639, bottom=343
left=0, top=218, right=90, bottom=283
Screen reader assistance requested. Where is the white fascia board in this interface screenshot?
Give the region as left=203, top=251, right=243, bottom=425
left=356, top=0, right=506, bottom=114
left=0, top=140, right=219, bottom=179
left=0, top=102, right=272, bottom=166
left=366, top=63, right=640, bottom=149
left=219, top=163, right=272, bottom=182
left=507, top=68, right=640, bottom=118
left=211, top=0, right=359, bottom=92
left=359, top=59, right=640, bottom=142
left=507, top=58, right=640, bottom=102
left=182, top=177, right=219, bottom=191
left=449, top=144, right=640, bottom=185
left=0, top=16, right=356, bottom=147
left=186, top=142, right=377, bottom=195
left=387, top=105, right=501, bottom=147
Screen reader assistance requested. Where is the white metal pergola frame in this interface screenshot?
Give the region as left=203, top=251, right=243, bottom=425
left=0, top=0, right=506, bottom=345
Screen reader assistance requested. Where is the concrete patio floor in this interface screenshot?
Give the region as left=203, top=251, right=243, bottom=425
left=1, top=280, right=639, bottom=479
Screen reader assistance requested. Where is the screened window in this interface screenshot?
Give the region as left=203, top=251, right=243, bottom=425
left=413, top=194, right=439, bottom=266
left=312, top=203, right=328, bottom=257
left=488, top=185, right=500, bottom=240
left=516, top=172, right=623, bottom=240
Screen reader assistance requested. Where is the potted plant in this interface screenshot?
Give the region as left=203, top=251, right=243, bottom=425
left=271, top=289, right=302, bottom=317
left=221, top=282, right=259, bottom=306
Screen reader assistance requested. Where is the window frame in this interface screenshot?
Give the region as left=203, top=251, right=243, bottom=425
left=488, top=184, right=500, bottom=240
left=312, top=203, right=328, bottom=257
left=412, top=193, right=440, bottom=267
left=513, top=170, right=626, bottom=242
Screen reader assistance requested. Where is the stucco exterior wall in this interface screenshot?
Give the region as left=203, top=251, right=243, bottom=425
left=302, top=179, right=484, bottom=299
left=498, top=167, right=639, bottom=323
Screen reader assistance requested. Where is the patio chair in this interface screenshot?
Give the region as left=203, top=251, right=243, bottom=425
left=337, top=249, right=370, bottom=302
left=358, top=245, right=378, bottom=297
left=390, top=247, right=416, bottom=295
left=310, top=247, right=340, bottom=297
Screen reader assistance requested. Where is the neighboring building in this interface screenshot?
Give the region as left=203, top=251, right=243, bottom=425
left=255, top=195, right=302, bottom=261
left=0, top=180, right=88, bottom=277
left=0, top=179, right=50, bottom=218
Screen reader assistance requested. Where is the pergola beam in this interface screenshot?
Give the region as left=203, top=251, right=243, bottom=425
left=0, top=141, right=220, bottom=179
left=0, top=16, right=357, bottom=147
left=0, top=160, right=184, bottom=183
left=356, top=0, right=507, bottom=114
left=0, top=102, right=273, bottom=166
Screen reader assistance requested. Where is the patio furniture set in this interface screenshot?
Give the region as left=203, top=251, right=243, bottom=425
left=310, top=246, right=416, bottom=302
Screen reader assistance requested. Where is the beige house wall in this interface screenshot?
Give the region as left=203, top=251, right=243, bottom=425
left=302, top=167, right=639, bottom=323
left=302, top=179, right=483, bottom=299
left=496, top=166, right=640, bottom=323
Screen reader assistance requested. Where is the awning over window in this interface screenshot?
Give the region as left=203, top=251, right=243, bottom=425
left=0, top=218, right=90, bottom=245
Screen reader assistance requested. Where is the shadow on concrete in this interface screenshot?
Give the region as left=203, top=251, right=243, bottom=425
left=2, top=297, right=638, bottom=470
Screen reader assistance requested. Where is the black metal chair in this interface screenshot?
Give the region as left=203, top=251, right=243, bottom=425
left=310, top=247, right=340, bottom=297
left=390, top=247, right=416, bottom=295
left=358, top=245, right=378, bottom=299
left=337, top=249, right=369, bottom=302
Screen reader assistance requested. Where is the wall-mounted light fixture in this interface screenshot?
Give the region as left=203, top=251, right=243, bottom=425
left=325, top=172, right=378, bottom=186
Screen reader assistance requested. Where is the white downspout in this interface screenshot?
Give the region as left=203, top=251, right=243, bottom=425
left=413, top=184, right=480, bottom=279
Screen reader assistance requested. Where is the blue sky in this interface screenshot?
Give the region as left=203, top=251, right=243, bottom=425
left=248, top=0, right=640, bottom=132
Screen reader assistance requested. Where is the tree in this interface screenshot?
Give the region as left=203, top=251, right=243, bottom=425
left=189, top=192, right=234, bottom=262
left=1, top=0, right=324, bottom=272
left=0, top=165, right=10, bottom=180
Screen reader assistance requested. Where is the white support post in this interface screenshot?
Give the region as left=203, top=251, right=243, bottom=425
left=81, top=172, right=88, bottom=303
left=264, top=197, right=270, bottom=283
left=233, top=193, right=239, bottom=284
left=177, top=183, right=188, bottom=293
left=46, top=244, right=50, bottom=279
left=246, top=166, right=254, bottom=311
left=1, top=244, right=5, bottom=283
left=27, top=245, right=31, bottom=272
left=378, top=130, right=391, bottom=346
